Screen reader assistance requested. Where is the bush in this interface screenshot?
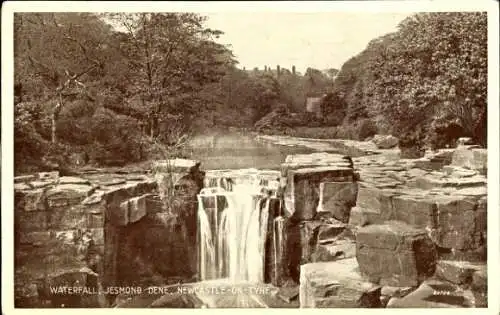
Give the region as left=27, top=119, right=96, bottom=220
left=356, top=119, right=378, bottom=140
left=89, top=108, right=144, bottom=165
left=399, top=132, right=426, bottom=158
left=427, top=118, right=467, bottom=150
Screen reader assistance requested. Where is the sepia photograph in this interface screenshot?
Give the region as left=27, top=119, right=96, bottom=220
left=2, top=1, right=499, bottom=312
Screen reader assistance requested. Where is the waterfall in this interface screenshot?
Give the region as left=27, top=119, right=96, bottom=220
left=198, top=170, right=280, bottom=283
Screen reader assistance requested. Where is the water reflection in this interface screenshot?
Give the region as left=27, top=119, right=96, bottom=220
left=187, top=132, right=314, bottom=170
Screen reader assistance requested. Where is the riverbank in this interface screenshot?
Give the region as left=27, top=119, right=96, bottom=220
left=255, top=133, right=396, bottom=158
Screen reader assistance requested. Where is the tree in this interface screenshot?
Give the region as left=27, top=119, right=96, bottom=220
left=106, top=13, right=236, bottom=142
left=330, top=12, right=487, bottom=147
left=14, top=13, right=112, bottom=144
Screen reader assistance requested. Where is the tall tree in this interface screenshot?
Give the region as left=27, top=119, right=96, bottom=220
left=106, top=13, right=236, bottom=142
left=14, top=13, right=112, bottom=144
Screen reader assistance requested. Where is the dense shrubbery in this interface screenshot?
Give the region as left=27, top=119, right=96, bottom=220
left=321, top=12, right=487, bottom=149
left=14, top=13, right=235, bottom=173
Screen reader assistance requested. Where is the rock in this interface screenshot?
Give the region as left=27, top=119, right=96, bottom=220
left=300, top=258, right=381, bottom=308
left=47, top=204, right=88, bottom=230
left=316, top=220, right=348, bottom=241
left=317, top=182, right=357, bottom=223
left=299, top=221, right=323, bottom=263
left=400, top=147, right=425, bottom=159
left=100, top=179, right=127, bottom=187
left=372, top=134, right=399, bottom=149
left=15, top=189, right=46, bottom=212
left=89, top=228, right=104, bottom=246
left=284, top=166, right=354, bottom=220
left=14, top=183, right=32, bottom=190
left=311, top=240, right=356, bottom=262
left=356, top=184, right=398, bottom=221
left=38, top=171, right=59, bottom=181
left=82, top=192, right=105, bottom=205
left=46, top=184, right=96, bottom=208
left=356, top=221, right=437, bottom=287
left=29, top=181, right=53, bottom=189
left=381, top=286, right=415, bottom=298
left=17, top=211, right=48, bottom=231
left=19, top=231, right=52, bottom=246
left=276, top=286, right=300, bottom=303
left=392, top=194, right=438, bottom=229
left=128, top=195, right=148, bottom=223
left=443, top=165, right=477, bottom=177
left=348, top=207, right=381, bottom=226
left=58, top=176, right=91, bottom=185
left=451, top=147, right=487, bottom=171
left=435, top=260, right=478, bottom=285
left=451, top=186, right=487, bottom=197
left=146, top=195, right=164, bottom=214
left=38, top=268, right=99, bottom=307
left=387, top=279, right=473, bottom=308
left=457, top=137, right=474, bottom=146
left=433, top=195, right=479, bottom=250
left=471, top=266, right=487, bottom=293
left=15, top=175, right=36, bottom=184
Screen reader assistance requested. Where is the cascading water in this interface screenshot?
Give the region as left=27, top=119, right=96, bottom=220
left=197, top=169, right=280, bottom=283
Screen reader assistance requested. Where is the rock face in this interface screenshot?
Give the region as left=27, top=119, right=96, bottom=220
left=435, top=260, right=480, bottom=285
left=281, top=153, right=355, bottom=220
left=300, top=258, right=381, bottom=308
left=451, top=146, right=487, bottom=173
left=285, top=166, right=354, bottom=220
left=356, top=221, right=437, bottom=287
left=14, top=170, right=158, bottom=307
left=317, top=182, right=358, bottom=223
left=387, top=279, right=475, bottom=308
left=372, top=134, right=399, bottom=149
left=152, top=158, right=204, bottom=277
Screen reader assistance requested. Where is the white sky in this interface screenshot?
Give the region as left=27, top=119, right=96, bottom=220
left=203, top=12, right=412, bottom=72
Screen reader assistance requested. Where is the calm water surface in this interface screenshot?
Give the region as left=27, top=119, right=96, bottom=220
left=186, top=132, right=315, bottom=170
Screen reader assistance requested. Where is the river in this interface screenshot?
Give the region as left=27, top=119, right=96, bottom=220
left=185, top=132, right=315, bottom=170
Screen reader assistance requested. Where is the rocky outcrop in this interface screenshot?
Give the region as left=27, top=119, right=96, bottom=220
left=14, top=160, right=204, bottom=308
left=14, top=170, right=158, bottom=307
left=300, top=258, right=382, bottom=308
left=257, top=135, right=380, bottom=156
left=372, top=134, right=399, bottom=149
left=282, top=153, right=355, bottom=220
left=451, top=145, right=487, bottom=173
left=356, top=221, right=437, bottom=287
left=386, top=279, right=476, bottom=308
left=317, top=181, right=358, bottom=222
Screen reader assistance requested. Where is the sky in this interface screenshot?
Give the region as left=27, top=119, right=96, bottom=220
left=203, top=12, right=412, bottom=73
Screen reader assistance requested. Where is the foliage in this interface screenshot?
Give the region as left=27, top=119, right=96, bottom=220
left=327, top=12, right=487, bottom=148
left=14, top=12, right=236, bottom=172
left=14, top=12, right=488, bottom=173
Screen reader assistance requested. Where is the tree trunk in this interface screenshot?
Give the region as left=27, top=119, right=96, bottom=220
left=51, top=113, right=57, bottom=144
left=51, top=101, right=62, bottom=144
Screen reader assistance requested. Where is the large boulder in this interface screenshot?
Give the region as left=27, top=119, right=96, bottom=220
left=431, top=195, right=485, bottom=256
left=356, top=183, right=400, bottom=221
left=392, top=193, right=438, bottom=229
left=372, top=134, right=399, bottom=149
left=451, top=146, right=487, bottom=172
left=356, top=221, right=437, bottom=287
left=299, top=258, right=381, bottom=308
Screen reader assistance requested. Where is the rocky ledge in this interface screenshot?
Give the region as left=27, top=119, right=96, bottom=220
left=289, top=142, right=487, bottom=308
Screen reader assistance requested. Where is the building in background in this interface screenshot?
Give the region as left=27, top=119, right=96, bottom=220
left=305, top=93, right=326, bottom=119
